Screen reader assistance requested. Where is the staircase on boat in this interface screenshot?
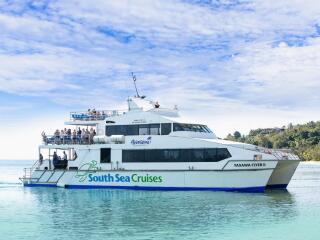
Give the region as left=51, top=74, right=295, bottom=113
left=21, top=166, right=65, bottom=186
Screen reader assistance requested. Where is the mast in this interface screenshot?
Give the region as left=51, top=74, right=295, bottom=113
left=131, top=72, right=140, bottom=98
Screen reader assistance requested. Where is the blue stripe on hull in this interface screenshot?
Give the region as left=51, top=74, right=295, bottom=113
left=23, top=183, right=265, bottom=192
left=24, top=183, right=57, bottom=187
left=266, top=184, right=288, bottom=189
left=64, top=185, right=265, bottom=192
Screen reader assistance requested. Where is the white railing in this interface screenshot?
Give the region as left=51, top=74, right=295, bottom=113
left=42, top=134, right=95, bottom=145
left=254, top=146, right=299, bottom=160
left=225, top=143, right=300, bottom=160
left=70, top=109, right=126, bottom=121
left=21, top=160, right=40, bottom=181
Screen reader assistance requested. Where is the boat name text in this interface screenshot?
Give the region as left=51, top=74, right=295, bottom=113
left=233, top=163, right=266, bottom=167
left=88, top=173, right=163, bottom=183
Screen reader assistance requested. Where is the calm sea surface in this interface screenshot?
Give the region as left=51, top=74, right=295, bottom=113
left=0, top=160, right=319, bottom=240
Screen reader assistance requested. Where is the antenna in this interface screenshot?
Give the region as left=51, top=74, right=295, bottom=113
left=131, top=72, right=140, bottom=97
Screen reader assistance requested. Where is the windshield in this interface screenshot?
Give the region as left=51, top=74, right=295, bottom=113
left=173, top=123, right=213, bottom=133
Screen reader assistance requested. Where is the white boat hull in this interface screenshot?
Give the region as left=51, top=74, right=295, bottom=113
left=266, top=160, right=300, bottom=189
left=24, top=168, right=275, bottom=192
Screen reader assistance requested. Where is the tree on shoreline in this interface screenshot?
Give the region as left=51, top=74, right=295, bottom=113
left=225, top=121, right=320, bottom=161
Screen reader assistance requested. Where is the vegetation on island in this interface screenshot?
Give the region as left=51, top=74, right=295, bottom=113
left=225, top=121, right=320, bottom=161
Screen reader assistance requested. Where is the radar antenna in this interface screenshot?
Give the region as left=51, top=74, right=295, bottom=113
left=131, top=72, right=141, bottom=98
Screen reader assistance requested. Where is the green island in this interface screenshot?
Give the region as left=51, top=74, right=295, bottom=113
left=225, top=121, right=320, bottom=161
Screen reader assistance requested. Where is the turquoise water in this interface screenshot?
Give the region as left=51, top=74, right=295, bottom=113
left=0, top=161, right=320, bottom=240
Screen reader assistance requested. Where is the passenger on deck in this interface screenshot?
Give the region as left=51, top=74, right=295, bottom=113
left=39, top=153, right=43, bottom=165
left=53, top=151, right=58, bottom=166
left=62, top=151, right=67, bottom=161
left=72, top=129, right=77, bottom=144
left=154, top=101, right=160, bottom=108
left=73, top=151, right=77, bottom=160
left=89, top=128, right=95, bottom=143
left=96, top=111, right=101, bottom=119
left=54, top=129, right=60, bottom=144
left=81, top=129, right=86, bottom=144
left=41, top=131, right=47, bottom=144
left=102, top=111, right=106, bottom=119
left=85, top=129, right=90, bottom=143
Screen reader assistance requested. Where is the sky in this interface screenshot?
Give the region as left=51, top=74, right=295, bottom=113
left=0, top=0, right=320, bottom=159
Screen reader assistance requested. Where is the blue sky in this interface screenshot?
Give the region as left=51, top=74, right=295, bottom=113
left=0, top=0, right=320, bottom=159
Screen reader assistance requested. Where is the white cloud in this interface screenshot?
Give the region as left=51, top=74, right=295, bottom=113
left=0, top=0, right=320, bottom=159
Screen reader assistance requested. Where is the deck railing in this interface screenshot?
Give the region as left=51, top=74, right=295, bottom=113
left=42, top=135, right=95, bottom=145
left=70, top=109, right=126, bottom=121
left=252, top=146, right=299, bottom=160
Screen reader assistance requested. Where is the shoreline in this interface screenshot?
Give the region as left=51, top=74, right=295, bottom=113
left=301, top=160, right=320, bottom=164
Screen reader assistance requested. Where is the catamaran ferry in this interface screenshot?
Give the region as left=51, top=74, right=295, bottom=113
left=20, top=92, right=300, bottom=192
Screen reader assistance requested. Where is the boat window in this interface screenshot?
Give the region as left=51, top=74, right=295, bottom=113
left=173, top=123, right=212, bottom=133
left=139, top=125, right=150, bottom=135
left=204, top=149, right=217, bottom=162
left=123, top=149, right=145, bottom=162
left=163, top=149, right=181, bottom=162
left=161, top=123, right=171, bottom=135
left=150, top=124, right=160, bottom=135
left=126, top=125, right=139, bottom=135
left=190, top=149, right=204, bottom=162
left=217, top=148, right=232, bottom=161
left=106, top=125, right=126, bottom=136
left=122, top=148, right=231, bottom=163
left=100, top=148, right=111, bottom=163
left=106, top=124, right=162, bottom=136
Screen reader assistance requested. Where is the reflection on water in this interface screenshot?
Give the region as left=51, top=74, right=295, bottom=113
left=0, top=161, right=320, bottom=240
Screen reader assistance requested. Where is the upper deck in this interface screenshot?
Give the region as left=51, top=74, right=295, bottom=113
left=70, top=109, right=126, bottom=121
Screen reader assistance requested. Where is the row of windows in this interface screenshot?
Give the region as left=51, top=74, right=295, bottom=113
left=106, top=123, right=212, bottom=136
left=106, top=123, right=171, bottom=136
left=122, top=148, right=231, bottom=163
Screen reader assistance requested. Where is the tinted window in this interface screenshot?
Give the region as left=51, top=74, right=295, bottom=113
left=106, top=124, right=167, bottom=136
left=122, top=148, right=231, bottom=163
left=204, top=149, right=217, bottom=162
left=164, top=149, right=181, bottom=162
left=123, top=150, right=145, bottom=162
left=100, top=148, right=111, bottom=163
left=126, top=125, right=139, bottom=135
left=139, top=125, right=149, bottom=135
left=173, top=123, right=211, bottom=133
left=217, top=148, right=231, bottom=160
left=161, top=123, right=171, bottom=135
left=150, top=124, right=160, bottom=135
left=190, top=149, right=204, bottom=162
left=106, top=125, right=117, bottom=136
left=145, top=149, right=163, bottom=162
left=106, top=125, right=127, bottom=136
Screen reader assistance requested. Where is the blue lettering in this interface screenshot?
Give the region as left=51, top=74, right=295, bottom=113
left=88, top=174, right=93, bottom=182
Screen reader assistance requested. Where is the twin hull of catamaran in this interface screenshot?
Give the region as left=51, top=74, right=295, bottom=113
left=21, top=96, right=300, bottom=192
